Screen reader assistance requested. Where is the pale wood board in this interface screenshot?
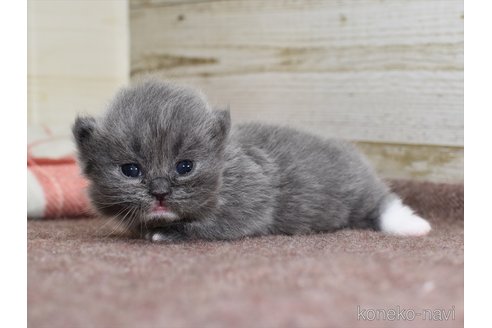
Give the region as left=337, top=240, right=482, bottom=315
left=26, top=0, right=464, bottom=182
left=130, top=0, right=463, bottom=147
left=28, top=0, right=129, bottom=134
left=356, top=142, right=463, bottom=183
left=130, top=0, right=463, bottom=182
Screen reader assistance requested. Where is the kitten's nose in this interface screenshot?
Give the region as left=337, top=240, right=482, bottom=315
left=149, top=177, right=171, bottom=200
left=152, top=192, right=169, bottom=201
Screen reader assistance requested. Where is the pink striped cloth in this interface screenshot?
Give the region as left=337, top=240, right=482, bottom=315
left=27, top=125, right=94, bottom=219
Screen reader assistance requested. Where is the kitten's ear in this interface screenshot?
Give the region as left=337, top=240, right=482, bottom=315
left=210, top=108, right=231, bottom=146
left=72, top=116, right=97, bottom=147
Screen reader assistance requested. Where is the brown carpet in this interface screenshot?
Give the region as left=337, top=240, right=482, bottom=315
left=28, top=180, right=463, bottom=328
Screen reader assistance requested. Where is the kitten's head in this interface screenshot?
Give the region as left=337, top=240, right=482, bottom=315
left=73, top=79, right=230, bottom=230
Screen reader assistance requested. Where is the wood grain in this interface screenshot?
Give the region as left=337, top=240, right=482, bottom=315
left=130, top=0, right=463, bottom=147
left=28, top=0, right=129, bottom=132
left=130, top=0, right=463, bottom=181
left=356, top=142, right=463, bottom=183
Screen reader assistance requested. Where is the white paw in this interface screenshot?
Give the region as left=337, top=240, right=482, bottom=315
left=144, top=231, right=168, bottom=242
left=379, top=198, right=431, bottom=236
left=151, top=232, right=167, bottom=242
left=144, top=230, right=183, bottom=243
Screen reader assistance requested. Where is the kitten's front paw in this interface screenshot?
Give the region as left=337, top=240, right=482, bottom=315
left=144, top=229, right=185, bottom=243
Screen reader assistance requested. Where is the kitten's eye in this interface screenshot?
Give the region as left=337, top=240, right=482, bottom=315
left=121, top=163, right=141, bottom=178
left=176, top=160, right=193, bottom=175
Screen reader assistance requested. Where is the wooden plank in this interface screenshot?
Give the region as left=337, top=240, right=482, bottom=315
left=28, top=0, right=129, bottom=79
left=28, top=76, right=122, bottom=131
left=130, top=0, right=464, bottom=146
left=141, top=73, right=463, bottom=146
left=28, top=0, right=129, bottom=133
left=356, top=142, right=463, bottom=183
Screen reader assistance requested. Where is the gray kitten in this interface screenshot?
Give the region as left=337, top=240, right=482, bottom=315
left=73, top=79, right=431, bottom=242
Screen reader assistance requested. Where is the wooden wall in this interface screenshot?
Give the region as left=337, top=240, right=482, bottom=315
left=28, top=0, right=462, bottom=182
left=130, top=0, right=463, bottom=183
left=28, top=0, right=129, bottom=136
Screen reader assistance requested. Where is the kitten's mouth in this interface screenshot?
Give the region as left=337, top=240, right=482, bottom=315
left=151, top=201, right=169, bottom=213
left=147, top=200, right=180, bottom=223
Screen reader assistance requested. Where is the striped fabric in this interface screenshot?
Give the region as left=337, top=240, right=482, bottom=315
left=27, top=125, right=93, bottom=219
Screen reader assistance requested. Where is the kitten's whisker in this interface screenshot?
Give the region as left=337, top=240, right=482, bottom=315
left=94, top=206, right=128, bottom=235
left=112, top=208, right=133, bottom=236
left=130, top=207, right=141, bottom=237
left=95, top=216, right=119, bottom=238
left=99, top=206, right=134, bottom=238
left=143, top=207, right=149, bottom=238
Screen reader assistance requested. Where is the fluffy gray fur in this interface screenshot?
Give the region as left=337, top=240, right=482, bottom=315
left=73, top=79, right=398, bottom=242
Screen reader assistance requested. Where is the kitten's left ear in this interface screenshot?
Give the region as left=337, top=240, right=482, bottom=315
left=210, top=108, right=231, bottom=145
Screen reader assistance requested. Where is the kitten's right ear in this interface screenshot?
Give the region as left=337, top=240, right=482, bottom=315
left=210, top=108, right=231, bottom=143
left=72, top=116, right=97, bottom=147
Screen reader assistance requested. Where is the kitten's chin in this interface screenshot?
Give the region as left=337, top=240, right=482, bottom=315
left=146, top=210, right=180, bottom=224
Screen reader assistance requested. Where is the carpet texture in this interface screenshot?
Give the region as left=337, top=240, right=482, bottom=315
left=28, top=180, right=464, bottom=328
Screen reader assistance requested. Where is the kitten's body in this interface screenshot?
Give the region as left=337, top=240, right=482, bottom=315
left=73, top=80, right=430, bottom=242
left=194, top=124, right=387, bottom=240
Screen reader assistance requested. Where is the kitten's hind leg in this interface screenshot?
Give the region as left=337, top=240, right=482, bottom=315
left=378, top=195, right=431, bottom=236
